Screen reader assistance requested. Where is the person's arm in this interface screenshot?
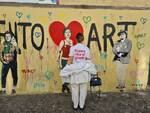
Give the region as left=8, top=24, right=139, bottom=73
left=119, top=40, right=132, bottom=53
left=0, top=43, right=8, bottom=64
left=70, top=40, right=73, bottom=46
left=117, top=40, right=132, bottom=58
left=57, top=40, right=64, bottom=62
left=112, top=42, right=120, bottom=55
left=11, top=45, right=21, bottom=54
left=11, top=36, right=21, bottom=54
left=112, top=42, right=124, bottom=60
left=86, top=48, right=91, bottom=60
left=57, top=40, right=64, bottom=68
left=15, top=46, right=21, bottom=54
left=0, top=43, right=4, bottom=63
left=67, top=56, right=73, bottom=65
left=68, top=46, right=74, bottom=65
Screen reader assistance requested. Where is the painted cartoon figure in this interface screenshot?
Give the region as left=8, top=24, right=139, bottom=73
left=112, top=30, right=132, bottom=92
left=0, top=31, right=21, bottom=95
left=57, top=28, right=73, bottom=93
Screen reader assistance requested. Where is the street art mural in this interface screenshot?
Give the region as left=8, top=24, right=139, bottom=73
left=0, top=31, right=21, bottom=94
left=49, top=21, right=83, bottom=93
left=0, top=5, right=150, bottom=94
left=112, top=31, right=132, bottom=92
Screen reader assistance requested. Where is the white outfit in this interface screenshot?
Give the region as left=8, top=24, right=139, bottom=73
left=60, top=60, right=97, bottom=78
left=61, top=76, right=70, bottom=84
left=69, top=43, right=92, bottom=108
left=71, top=83, right=87, bottom=108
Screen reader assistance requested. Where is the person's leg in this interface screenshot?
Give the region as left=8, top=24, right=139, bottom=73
left=61, top=59, right=70, bottom=93
left=79, top=83, right=88, bottom=109
left=119, top=64, right=128, bottom=88
left=116, top=61, right=122, bottom=88
left=64, top=83, right=70, bottom=93
left=10, top=62, right=18, bottom=93
left=1, top=63, right=10, bottom=93
left=61, top=77, right=70, bottom=93
left=71, top=84, right=79, bottom=109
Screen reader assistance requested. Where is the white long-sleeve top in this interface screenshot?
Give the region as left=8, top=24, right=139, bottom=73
left=60, top=43, right=97, bottom=84
left=60, top=60, right=97, bottom=77
left=60, top=60, right=97, bottom=84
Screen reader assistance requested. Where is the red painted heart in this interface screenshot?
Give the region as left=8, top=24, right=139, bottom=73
left=49, top=21, right=83, bottom=45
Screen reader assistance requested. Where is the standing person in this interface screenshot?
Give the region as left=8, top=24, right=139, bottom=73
left=0, top=31, right=21, bottom=95
left=57, top=28, right=73, bottom=93
left=112, top=30, right=132, bottom=91
left=67, top=33, right=91, bottom=110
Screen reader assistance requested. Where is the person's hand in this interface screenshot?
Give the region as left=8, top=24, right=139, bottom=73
left=70, top=40, right=73, bottom=46
left=3, top=61, right=9, bottom=64
left=1, top=59, right=9, bottom=64
left=10, top=47, right=15, bottom=52
left=116, top=47, right=120, bottom=52
left=118, top=53, right=123, bottom=57
left=11, top=37, right=17, bottom=46
left=17, top=48, right=21, bottom=54
left=56, top=59, right=59, bottom=63
left=59, top=64, right=62, bottom=69
left=57, top=59, right=62, bottom=69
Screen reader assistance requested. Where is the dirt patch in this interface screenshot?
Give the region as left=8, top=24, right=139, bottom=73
left=0, top=91, right=150, bottom=113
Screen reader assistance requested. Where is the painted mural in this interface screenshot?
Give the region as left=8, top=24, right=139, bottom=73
left=0, top=5, right=149, bottom=94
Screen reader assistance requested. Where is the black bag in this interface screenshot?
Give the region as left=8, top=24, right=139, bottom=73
left=90, top=74, right=102, bottom=86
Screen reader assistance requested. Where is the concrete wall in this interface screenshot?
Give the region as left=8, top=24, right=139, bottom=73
left=0, top=1, right=150, bottom=94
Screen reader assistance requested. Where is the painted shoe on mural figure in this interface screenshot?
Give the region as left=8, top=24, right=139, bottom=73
left=11, top=89, right=16, bottom=95
left=120, top=89, right=124, bottom=92
left=62, top=83, right=70, bottom=94
left=119, top=86, right=125, bottom=92
left=116, top=85, right=121, bottom=89
left=120, top=86, right=126, bottom=89
left=116, top=85, right=126, bottom=89
left=116, top=85, right=125, bottom=92
left=0, top=90, right=6, bottom=95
